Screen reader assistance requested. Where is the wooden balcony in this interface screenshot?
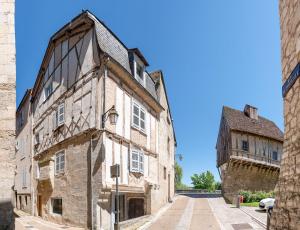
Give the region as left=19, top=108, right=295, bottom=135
left=229, top=149, right=280, bottom=169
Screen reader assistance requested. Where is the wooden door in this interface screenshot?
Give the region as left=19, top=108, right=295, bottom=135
left=128, top=198, right=144, bottom=219
left=37, top=195, right=42, bottom=217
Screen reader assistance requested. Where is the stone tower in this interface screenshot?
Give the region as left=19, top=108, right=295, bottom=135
left=0, top=0, right=16, bottom=229
left=270, top=1, right=300, bottom=229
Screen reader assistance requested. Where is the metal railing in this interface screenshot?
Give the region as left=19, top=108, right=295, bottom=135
left=230, top=149, right=280, bottom=166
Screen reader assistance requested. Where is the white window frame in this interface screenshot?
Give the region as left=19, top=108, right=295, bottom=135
left=130, top=149, right=144, bottom=174
left=131, top=101, right=146, bottom=133
left=53, top=103, right=65, bottom=130
left=57, top=103, right=65, bottom=126
left=55, top=150, right=65, bottom=175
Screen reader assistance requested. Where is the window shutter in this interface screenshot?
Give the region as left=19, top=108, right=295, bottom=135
left=139, top=152, right=144, bottom=173
left=57, top=103, right=65, bottom=126
left=132, top=103, right=140, bottom=128
left=130, top=150, right=139, bottom=172
left=140, top=109, right=145, bottom=131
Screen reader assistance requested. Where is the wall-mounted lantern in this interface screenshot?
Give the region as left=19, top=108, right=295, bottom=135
left=102, top=105, right=119, bottom=128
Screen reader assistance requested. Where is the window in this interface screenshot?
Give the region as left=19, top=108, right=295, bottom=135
left=272, top=151, right=278, bottom=161
left=53, top=103, right=65, bottom=129
left=55, top=151, right=65, bottom=174
left=242, top=141, right=249, bottom=151
left=130, top=149, right=144, bottom=173
left=135, top=62, right=144, bottom=86
left=44, top=80, right=53, bottom=99
left=132, top=102, right=146, bottom=132
left=52, top=198, right=62, bottom=215
left=57, top=103, right=65, bottom=126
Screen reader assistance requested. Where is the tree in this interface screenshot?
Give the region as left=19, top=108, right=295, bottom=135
left=214, top=181, right=222, bottom=190
left=191, top=170, right=215, bottom=191
left=175, top=162, right=183, bottom=189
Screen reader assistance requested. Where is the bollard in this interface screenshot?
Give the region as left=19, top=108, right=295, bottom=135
left=267, top=207, right=273, bottom=230
left=236, top=195, right=240, bottom=208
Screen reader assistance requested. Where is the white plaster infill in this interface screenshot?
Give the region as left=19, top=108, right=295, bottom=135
left=137, top=196, right=179, bottom=230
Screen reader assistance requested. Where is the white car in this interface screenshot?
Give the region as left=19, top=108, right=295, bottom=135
left=259, top=198, right=275, bottom=211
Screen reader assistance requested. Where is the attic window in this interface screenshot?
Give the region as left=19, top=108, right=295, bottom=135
left=135, top=61, right=145, bottom=86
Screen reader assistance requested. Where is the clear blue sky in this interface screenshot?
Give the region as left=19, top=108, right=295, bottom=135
left=16, top=1, right=283, bottom=185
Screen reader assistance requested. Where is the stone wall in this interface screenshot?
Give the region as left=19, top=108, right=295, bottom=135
left=270, top=1, right=300, bottom=229
left=34, top=134, right=93, bottom=227
left=0, top=0, right=16, bottom=229
left=221, top=161, right=279, bottom=203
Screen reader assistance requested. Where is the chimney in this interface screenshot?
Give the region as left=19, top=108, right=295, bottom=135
left=244, top=104, right=258, bottom=120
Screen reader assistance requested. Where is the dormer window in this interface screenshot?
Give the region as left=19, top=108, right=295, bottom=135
left=135, top=61, right=145, bottom=86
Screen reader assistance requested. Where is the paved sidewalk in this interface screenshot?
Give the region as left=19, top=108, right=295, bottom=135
left=15, top=216, right=84, bottom=230
left=208, top=197, right=266, bottom=230
left=240, top=206, right=267, bottom=226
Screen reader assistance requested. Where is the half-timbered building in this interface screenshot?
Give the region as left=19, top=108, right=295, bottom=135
left=216, top=105, right=283, bottom=202
left=17, top=10, right=176, bottom=229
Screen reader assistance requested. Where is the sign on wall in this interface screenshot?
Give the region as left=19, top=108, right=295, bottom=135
left=282, top=63, right=300, bottom=97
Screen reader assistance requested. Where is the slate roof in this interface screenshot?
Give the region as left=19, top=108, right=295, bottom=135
left=87, top=12, right=157, bottom=100
left=32, top=10, right=158, bottom=101
left=222, top=106, right=284, bottom=142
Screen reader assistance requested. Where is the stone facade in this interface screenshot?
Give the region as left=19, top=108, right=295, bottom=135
left=0, top=0, right=16, bottom=229
left=270, top=1, right=300, bottom=229
left=216, top=105, right=283, bottom=202
left=15, top=90, right=33, bottom=214
left=19, top=11, right=176, bottom=230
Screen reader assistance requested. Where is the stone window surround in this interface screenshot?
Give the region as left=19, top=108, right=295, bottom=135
left=51, top=197, right=63, bottom=215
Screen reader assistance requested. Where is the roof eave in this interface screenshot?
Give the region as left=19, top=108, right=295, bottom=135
left=105, top=56, right=164, bottom=113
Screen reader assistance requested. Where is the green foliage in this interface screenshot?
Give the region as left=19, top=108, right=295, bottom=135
left=175, top=162, right=183, bottom=189
left=214, top=181, right=222, bottom=190
left=239, top=190, right=275, bottom=203
left=240, top=202, right=259, bottom=207
left=191, top=171, right=215, bottom=191
left=176, top=183, right=190, bottom=190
